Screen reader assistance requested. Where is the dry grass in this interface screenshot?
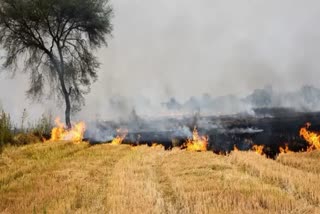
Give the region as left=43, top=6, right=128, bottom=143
left=0, top=142, right=319, bottom=213
left=0, top=142, right=130, bottom=213
left=276, top=151, right=320, bottom=174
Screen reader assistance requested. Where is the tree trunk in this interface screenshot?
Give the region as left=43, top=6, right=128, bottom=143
left=56, top=44, right=72, bottom=129
left=64, top=90, right=72, bottom=129
left=58, top=71, right=72, bottom=129
left=48, top=50, right=72, bottom=129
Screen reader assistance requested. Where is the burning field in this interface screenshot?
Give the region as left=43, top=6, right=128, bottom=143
left=1, top=109, right=320, bottom=213
left=3, top=0, right=320, bottom=213
left=82, top=108, right=320, bottom=158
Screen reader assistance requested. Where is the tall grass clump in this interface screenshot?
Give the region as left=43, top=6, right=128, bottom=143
left=32, top=113, right=53, bottom=140
left=0, top=110, right=13, bottom=152
left=13, top=112, right=53, bottom=145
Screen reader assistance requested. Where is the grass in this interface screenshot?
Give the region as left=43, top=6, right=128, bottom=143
left=0, top=110, right=13, bottom=152
left=0, top=109, right=53, bottom=152
left=0, top=142, right=319, bottom=213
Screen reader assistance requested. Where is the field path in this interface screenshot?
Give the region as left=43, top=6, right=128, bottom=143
left=105, top=146, right=179, bottom=214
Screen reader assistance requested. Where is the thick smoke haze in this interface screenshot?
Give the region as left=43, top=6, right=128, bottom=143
left=1, top=0, right=320, bottom=122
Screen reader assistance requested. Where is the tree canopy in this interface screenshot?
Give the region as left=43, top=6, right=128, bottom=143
left=0, top=0, right=113, bottom=127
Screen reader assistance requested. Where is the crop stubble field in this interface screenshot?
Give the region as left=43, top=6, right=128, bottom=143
left=0, top=141, right=319, bottom=214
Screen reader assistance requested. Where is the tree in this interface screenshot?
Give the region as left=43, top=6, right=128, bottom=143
left=0, top=0, right=113, bottom=128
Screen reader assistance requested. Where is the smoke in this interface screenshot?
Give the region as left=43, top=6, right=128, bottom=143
left=161, top=85, right=320, bottom=115
left=222, top=128, right=264, bottom=134
left=85, top=121, right=116, bottom=142
left=1, top=0, right=320, bottom=123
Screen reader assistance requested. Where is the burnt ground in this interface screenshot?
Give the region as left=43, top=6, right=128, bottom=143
left=207, top=121, right=307, bottom=158
left=207, top=108, right=320, bottom=158
left=88, top=108, right=320, bottom=158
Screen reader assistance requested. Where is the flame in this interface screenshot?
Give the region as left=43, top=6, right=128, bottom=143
left=252, top=145, right=264, bottom=155
left=111, top=129, right=128, bottom=145
left=185, top=128, right=208, bottom=152
left=279, top=144, right=292, bottom=154
left=299, top=123, right=320, bottom=151
left=233, top=145, right=239, bottom=152
left=49, top=117, right=86, bottom=143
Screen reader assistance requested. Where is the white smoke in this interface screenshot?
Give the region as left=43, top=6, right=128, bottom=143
left=2, top=0, right=320, bottom=123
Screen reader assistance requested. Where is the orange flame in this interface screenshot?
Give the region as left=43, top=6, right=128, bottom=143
left=111, top=129, right=128, bottom=145
left=279, top=144, right=292, bottom=154
left=299, top=123, right=320, bottom=151
left=185, top=128, right=208, bottom=152
left=49, top=117, right=86, bottom=143
left=233, top=145, right=239, bottom=152
left=252, top=144, right=264, bottom=155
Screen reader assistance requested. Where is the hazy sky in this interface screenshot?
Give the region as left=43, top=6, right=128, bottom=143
left=1, top=0, right=320, bottom=121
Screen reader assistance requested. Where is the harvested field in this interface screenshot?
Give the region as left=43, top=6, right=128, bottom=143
left=0, top=142, right=319, bottom=213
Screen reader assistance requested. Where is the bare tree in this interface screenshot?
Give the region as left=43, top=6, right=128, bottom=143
left=0, top=0, right=113, bottom=128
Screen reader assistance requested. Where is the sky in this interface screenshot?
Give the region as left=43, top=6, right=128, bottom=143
left=1, top=0, right=320, bottom=122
